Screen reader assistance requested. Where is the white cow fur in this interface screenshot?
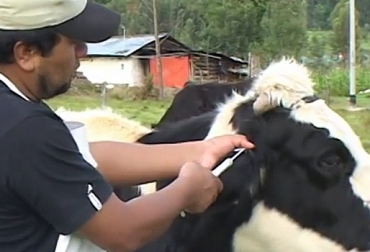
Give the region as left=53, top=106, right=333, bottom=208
left=55, top=107, right=152, bottom=142
left=55, top=106, right=157, bottom=195
left=205, top=57, right=370, bottom=252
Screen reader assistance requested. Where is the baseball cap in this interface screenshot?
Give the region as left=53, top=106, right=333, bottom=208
left=0, top=0, right=121, bottom=43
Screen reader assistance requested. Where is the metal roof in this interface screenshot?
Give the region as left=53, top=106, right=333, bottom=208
left=86, top=33, right=169, bottom=57
left=84, top=33, right=248, bottom=65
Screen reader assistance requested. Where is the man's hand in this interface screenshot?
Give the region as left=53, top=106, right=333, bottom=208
left=177, top=161, right=223, bottom=213
left=198, top=134, right=255, bottom=169
left=78, top=161, right=225, bottom=252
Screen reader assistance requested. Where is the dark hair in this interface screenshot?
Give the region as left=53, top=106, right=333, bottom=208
left=0, top=27, right=61, bottom=64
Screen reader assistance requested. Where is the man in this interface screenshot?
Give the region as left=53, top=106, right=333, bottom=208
left=0, top=0, right=254, bottom=252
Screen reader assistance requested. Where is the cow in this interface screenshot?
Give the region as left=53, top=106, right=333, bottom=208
left=152, top=78, right=255, bottom=129
left=57, top=58, right=370, bottom=252
left=135, top=58, right=370, bottom=252
left=54, top=106, right=151, bottom=143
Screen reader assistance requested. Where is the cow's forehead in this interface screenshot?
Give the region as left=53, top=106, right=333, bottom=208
left=250, top=57, right=370, bottom=172
left=290, top=99, right=367, bottom=159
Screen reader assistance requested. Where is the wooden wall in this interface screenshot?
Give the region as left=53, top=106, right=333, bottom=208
left=190, top=53, right=247, bottom=83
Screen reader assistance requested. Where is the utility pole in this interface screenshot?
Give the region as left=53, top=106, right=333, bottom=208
left=152, top=0, right=164, bottom=100
left=349, top=0, right=356, bottom=106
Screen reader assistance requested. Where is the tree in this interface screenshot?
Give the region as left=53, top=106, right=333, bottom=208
left=329, top=0, right=361, bottom=62
left=258, top=0, right=308, bottom=64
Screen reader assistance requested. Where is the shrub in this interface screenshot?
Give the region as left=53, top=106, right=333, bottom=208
left=312, top=66, right=370, bottom=96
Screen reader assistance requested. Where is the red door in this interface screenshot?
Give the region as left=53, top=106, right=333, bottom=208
left=150, top=56, right=190, bottom=88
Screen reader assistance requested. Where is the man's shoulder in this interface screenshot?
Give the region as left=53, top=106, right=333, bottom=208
left=0, top=88, right=64, bottom=140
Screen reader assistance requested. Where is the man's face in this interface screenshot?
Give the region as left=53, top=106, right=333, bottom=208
left=33, top=34, right=87, bottom=100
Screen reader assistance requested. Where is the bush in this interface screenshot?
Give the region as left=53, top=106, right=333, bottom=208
left=312, top=66, right=370, bottom=96
left=132, top=75, right=159, bottom=100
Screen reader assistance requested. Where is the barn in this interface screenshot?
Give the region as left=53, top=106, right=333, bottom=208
left=77, top=33, right=189, bottom=87
left=77, top=33, right=249, bottom=88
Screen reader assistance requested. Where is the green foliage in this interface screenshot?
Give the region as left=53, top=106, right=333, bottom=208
left=93, top=0, right=112, bottom=4
left=133, top=74, right=158, bottom=100
left=94, top=0, right=370, bottom=59
left=255, top=0, right=308, bottom=64
left=96, top=0, right=272, bottom=56
left=307, top=34, right=327, bottom=58
left=172, top=0, right=270, bottom=56
left=312, top=67, right=370, bottom=96
left=329, top=0, right=362, bottom=58
left=306, top=0, right=370, bottom=29
left=309, top=4, right=328, bottom=29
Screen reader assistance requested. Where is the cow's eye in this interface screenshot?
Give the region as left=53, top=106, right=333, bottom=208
left=318, top=154, right=341, bottom=168
left=310, top=151, right=345, bottom=184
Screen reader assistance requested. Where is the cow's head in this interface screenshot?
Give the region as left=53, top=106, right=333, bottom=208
left=137, top=58, right=370, bottom=252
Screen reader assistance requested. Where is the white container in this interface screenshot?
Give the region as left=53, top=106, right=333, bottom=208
left=54, top=121, right=106, bottom=252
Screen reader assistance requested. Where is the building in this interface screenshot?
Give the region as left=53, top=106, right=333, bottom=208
left=77, top=33, right=248, bottom=88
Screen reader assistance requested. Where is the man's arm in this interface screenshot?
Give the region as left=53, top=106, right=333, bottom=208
left=5, top=115, right=213, bottom=252
left=79, top=161, right=222, bottom=252
left=89, top=141, right=203, bottom=186
left=89, top=135, right=254, bottom=187
left=79, top=178, right=192, bottom=251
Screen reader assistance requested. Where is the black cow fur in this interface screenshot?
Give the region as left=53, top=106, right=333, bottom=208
left=151, top=79, right=254, bottom=129
left=115, top=97, right=370, bottom=252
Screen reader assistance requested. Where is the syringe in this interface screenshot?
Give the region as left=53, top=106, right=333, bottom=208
left=180, top=148, right=246, bottom=217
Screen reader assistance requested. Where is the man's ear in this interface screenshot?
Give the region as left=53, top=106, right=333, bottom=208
left=12, top=42, right=38, bottom=72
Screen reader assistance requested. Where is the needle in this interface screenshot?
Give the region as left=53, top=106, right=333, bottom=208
left=212, top=148, right=246, bottom=176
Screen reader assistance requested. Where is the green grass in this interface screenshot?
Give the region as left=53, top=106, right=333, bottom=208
left=46, top=93, right=172, bottom=127
left=46, top=93, right=370, bottom=152
left=327, top=95, right=370, bottom=151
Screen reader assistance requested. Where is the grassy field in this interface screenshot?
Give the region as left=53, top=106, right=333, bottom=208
left=46, top=92, right=370, bottom=151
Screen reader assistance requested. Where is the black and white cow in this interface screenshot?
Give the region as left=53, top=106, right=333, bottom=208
left=134, top=58, right=370, bottom=252
left=57, top=58, right=370, bottom=252
left=152, top=79, right=254, bottom=129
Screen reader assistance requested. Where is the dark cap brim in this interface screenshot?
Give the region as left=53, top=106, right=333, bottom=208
left=55, top=1, right=121, bottom=43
